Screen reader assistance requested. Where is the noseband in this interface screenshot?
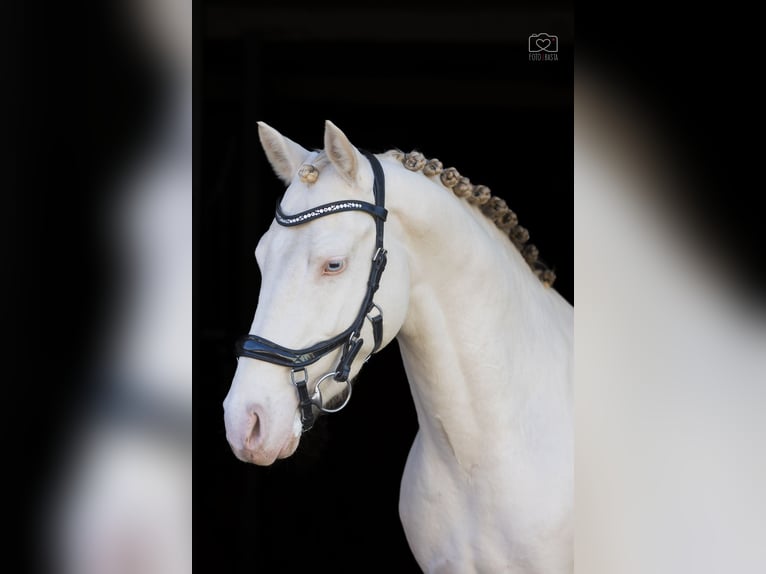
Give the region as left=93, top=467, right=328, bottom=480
left=235, top=151, right=388, bottom=432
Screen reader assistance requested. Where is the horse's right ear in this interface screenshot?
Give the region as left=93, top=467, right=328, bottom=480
left=257, top=122, right=310, bottom=185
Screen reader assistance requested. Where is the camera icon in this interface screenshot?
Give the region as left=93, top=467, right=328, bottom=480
left=528, top=33, right=559, bottom=53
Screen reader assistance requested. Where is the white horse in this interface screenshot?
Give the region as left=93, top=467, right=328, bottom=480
left=223, top=120, right=573, bottom=573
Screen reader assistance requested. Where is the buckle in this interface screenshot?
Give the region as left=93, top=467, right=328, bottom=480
left=290, top=368, right=308, bottom=386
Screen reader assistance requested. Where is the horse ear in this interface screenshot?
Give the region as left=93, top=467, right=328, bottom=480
left=324, top=120, right=362, bottom=186
left=257, top=121, right=310, bottom=185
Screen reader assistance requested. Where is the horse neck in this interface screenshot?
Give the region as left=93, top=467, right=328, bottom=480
left=384, top=159, right=573, bottom=468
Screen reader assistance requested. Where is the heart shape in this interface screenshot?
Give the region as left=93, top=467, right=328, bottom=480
left=536, top=38, right=551, bottom=50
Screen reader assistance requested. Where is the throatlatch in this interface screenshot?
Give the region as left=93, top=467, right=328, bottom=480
left=235, top=151, right=388, bottom=432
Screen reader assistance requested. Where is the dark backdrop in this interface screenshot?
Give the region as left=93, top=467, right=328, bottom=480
left=200, top=4, right=573, bottom=572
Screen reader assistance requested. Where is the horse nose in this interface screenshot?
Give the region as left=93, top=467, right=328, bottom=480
left=224, top=401, right=266, bottom=457
left=243, top=409, right=263, bottom=450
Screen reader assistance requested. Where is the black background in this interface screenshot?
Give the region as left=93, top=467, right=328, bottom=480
left=200, top=3, right=572, bottom=572
left=8, top=0, right=765, bottom=572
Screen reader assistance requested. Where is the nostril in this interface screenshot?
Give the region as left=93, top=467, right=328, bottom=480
left=244, top=410, right=262, bottom=449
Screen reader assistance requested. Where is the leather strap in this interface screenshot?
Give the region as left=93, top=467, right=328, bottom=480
left=236, top=331, right=354, bottom=368
left=290, top=369, right=316, bottom=431
left=275, top=199, right=387, bottom=227
left=369, top=312, right=384, bottom=355
left=363, top=150, right=386, bottom=249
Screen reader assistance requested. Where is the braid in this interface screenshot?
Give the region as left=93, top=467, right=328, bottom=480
left=398, top=150, right=557, bottom=287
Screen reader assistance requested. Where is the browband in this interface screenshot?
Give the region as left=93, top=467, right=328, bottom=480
left=275, top=200, right=387, bottom=227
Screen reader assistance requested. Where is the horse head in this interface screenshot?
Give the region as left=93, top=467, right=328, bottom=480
left=223, top=121, right=410, bottom=465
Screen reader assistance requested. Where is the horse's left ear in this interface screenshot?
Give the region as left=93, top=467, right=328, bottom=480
left=324, top=120, right=363, bottom=186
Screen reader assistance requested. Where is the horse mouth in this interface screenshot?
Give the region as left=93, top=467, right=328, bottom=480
left=277, top=435, right=300, bottom=459
left=232, top=433, right=299, bottom=466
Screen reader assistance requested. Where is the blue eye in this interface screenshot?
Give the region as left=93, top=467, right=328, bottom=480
left=323, top=259, right=346, bottom=274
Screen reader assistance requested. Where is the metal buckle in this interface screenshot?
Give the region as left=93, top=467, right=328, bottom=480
left=290, top=367, right=316, bottom=432
left=363, top=303, right=383, bottom=363
left=290, top=367, right=308, bottom=387
left=366, top=302, right=382, bottom=323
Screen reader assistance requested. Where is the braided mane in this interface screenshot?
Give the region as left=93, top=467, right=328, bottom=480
left=387, top=150, right=557, bottom=287
left=300, top=147, right=557, bottom=287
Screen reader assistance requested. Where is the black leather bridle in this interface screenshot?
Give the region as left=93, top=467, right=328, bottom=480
left=235, top=151, right=388, bottom=432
